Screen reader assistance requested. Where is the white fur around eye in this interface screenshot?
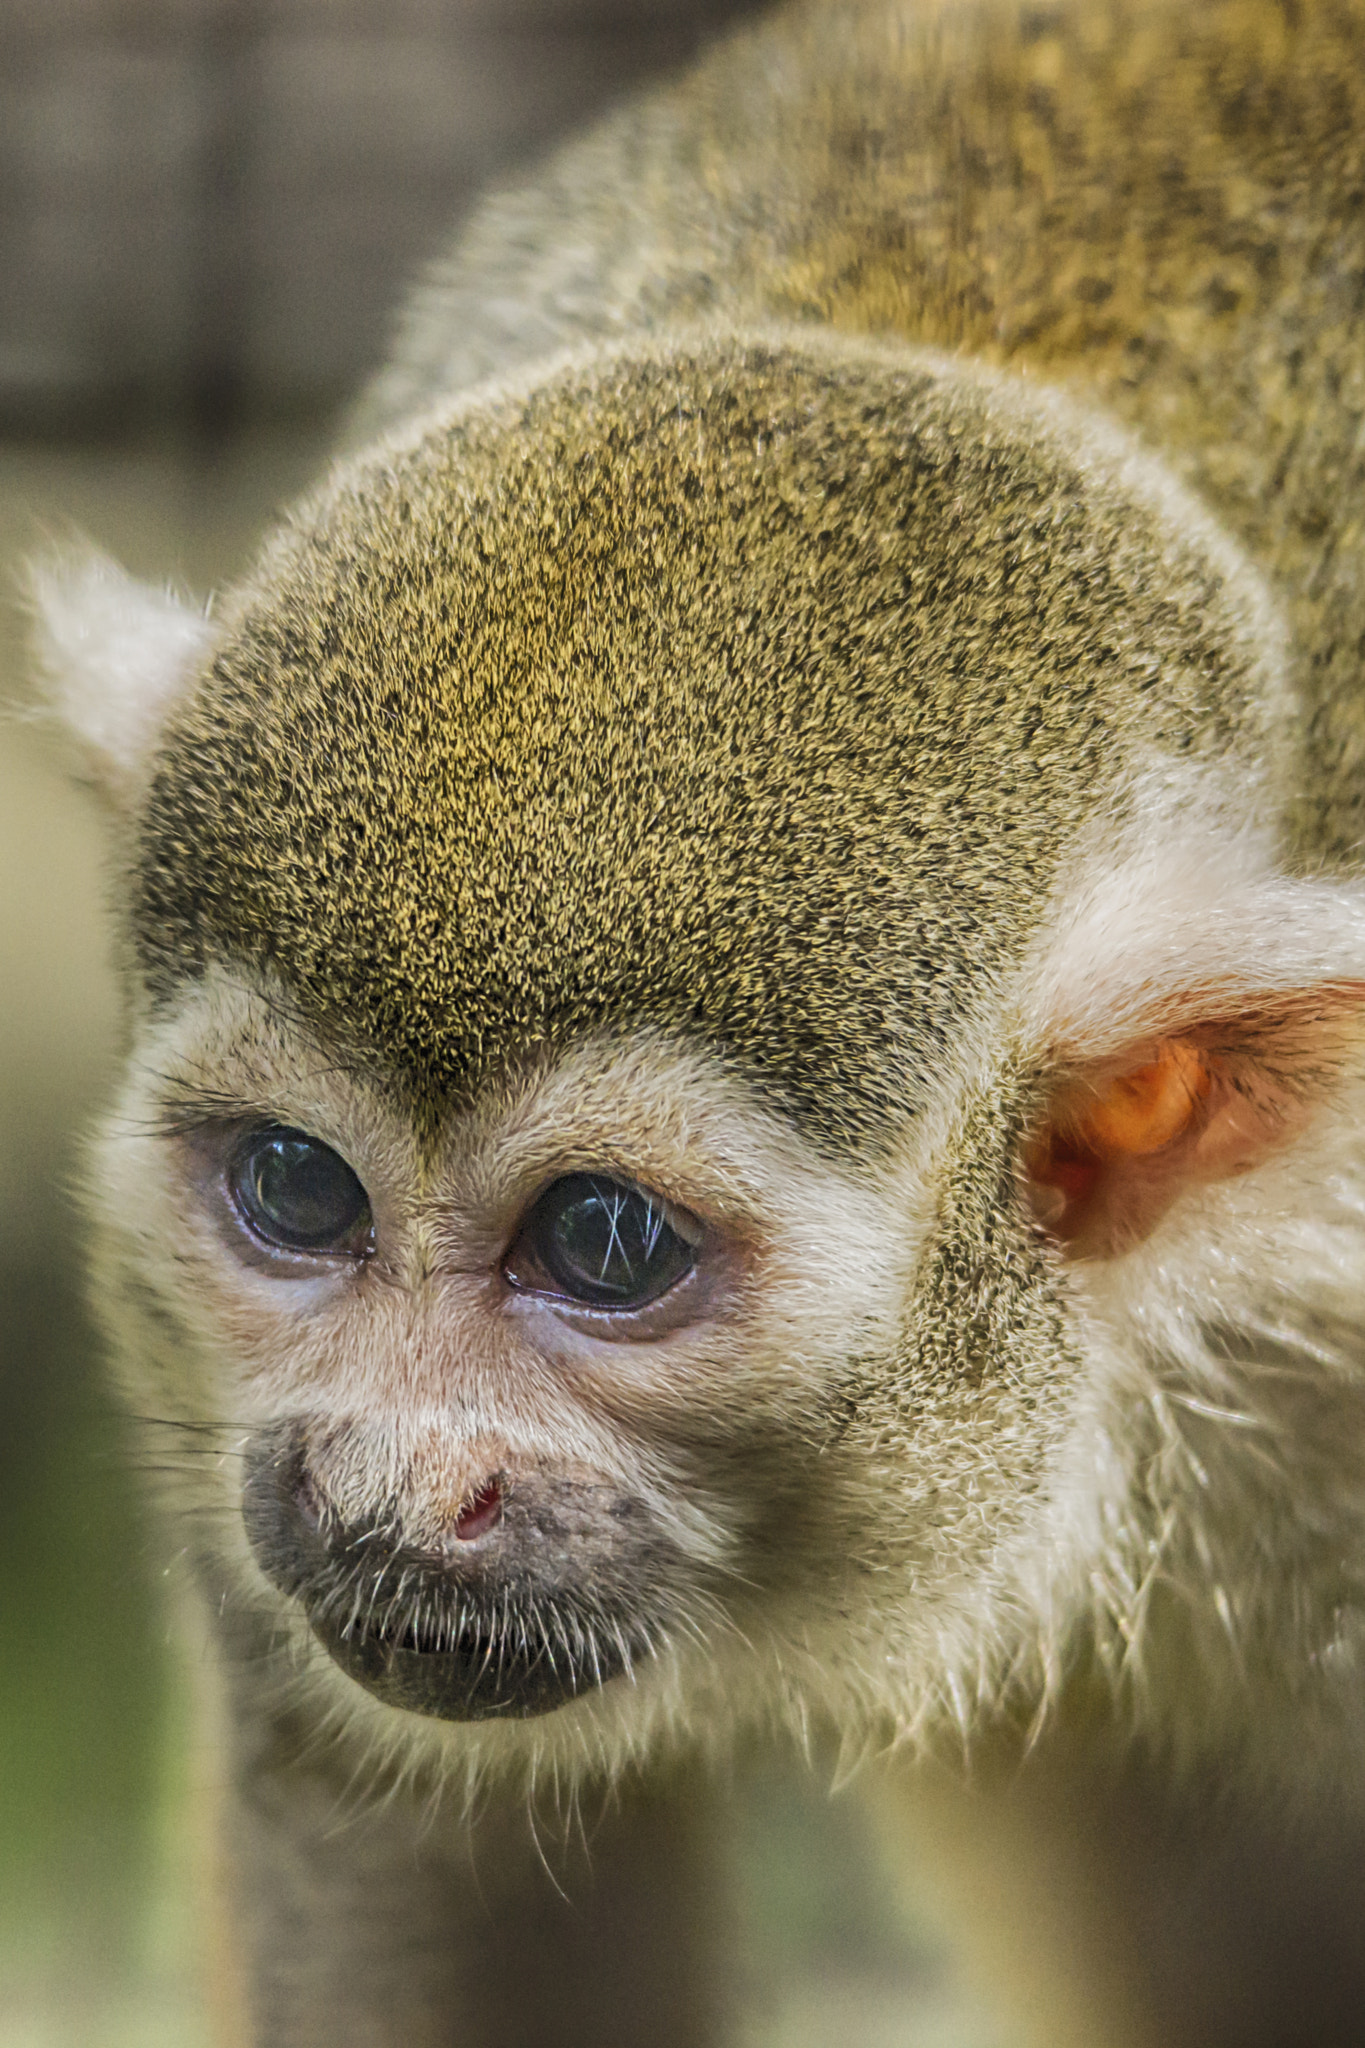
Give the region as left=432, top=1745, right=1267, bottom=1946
left=26, top=547, right=214, bottom=800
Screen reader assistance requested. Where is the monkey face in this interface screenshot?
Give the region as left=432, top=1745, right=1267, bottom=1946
left=47, top=335, right=1365, bottom=1770
left=94, top=971, right=934, bottom=1744
left=225, top=1112, right=753, bottom=1723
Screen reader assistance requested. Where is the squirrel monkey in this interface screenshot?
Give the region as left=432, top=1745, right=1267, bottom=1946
left=27, top=0, right=1365, bottom=2041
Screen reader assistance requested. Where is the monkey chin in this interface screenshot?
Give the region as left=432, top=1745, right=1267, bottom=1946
left=241, top=1430, right=658, bottom=1724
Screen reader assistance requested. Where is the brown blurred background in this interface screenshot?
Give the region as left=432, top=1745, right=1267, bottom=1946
left=0, top=4, right=1005, bottom=2042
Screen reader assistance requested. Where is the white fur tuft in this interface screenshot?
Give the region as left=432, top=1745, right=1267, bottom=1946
left=1025, top=799, right=1365, bottom=1060
left=25, top=548, right=214, bottom=800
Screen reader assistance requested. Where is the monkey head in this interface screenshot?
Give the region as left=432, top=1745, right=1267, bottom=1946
left=33, top=334, right=1365, bottom=1782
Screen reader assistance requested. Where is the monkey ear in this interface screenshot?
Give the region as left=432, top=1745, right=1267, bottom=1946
left=25, top=548, right=213, bottom=805
left=1022, top=829, right=1365, bottom=1259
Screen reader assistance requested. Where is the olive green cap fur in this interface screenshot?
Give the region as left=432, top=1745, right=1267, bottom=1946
left=134, top=338, right=1283, bottom=1145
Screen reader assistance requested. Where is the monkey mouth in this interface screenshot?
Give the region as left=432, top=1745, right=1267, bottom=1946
left=241, top=1432, right=652, bottom=1721
left=308, top=1601, right=630, bottom=1721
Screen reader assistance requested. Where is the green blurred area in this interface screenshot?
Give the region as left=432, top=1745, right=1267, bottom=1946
left=0, top=428, right=321, bottom=2048
left=0, top=1266, right=159, bottom=1919
left=0, top=1267, right=199, bottom=2048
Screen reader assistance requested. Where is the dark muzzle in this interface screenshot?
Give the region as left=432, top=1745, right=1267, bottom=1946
left=241, top=1430, right=657, bottom=1721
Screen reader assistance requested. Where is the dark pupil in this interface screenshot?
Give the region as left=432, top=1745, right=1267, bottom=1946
left=234, top=1131, right=370, bottom=1252
left=534, top=1175, right=694, bottom=1307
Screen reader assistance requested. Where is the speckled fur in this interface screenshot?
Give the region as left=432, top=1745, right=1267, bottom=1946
left=137, top=337, right=1290, bottom=1143
left=358, top=0, right=1365, bottom=857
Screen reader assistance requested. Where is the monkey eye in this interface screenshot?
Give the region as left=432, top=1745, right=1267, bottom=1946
left=229, top=1128, right=374, bottom=1257
left=504, top=1174, right=698, bottom=1309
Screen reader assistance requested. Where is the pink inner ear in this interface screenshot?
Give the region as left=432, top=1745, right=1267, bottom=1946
left=1025, top=990, right=1365, bottom=1257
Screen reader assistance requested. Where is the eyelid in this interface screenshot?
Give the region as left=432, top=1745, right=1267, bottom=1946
left=502, top=1254, right=717, bottom=1344
left=147, top=1093, right=288, bottom=1144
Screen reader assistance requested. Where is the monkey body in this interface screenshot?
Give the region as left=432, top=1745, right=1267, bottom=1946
left=30, top=2, right=1365, bottom=2042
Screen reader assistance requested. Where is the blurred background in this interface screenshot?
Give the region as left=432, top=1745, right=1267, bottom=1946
left=0, top=3, right=1006, bottom=2042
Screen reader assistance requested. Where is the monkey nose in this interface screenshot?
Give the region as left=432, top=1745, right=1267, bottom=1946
left=287, top=1452, right=503, bottom=1552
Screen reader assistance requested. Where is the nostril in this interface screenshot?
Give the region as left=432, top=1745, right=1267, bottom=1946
left=454, top=1477, right=503, bottom=1543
